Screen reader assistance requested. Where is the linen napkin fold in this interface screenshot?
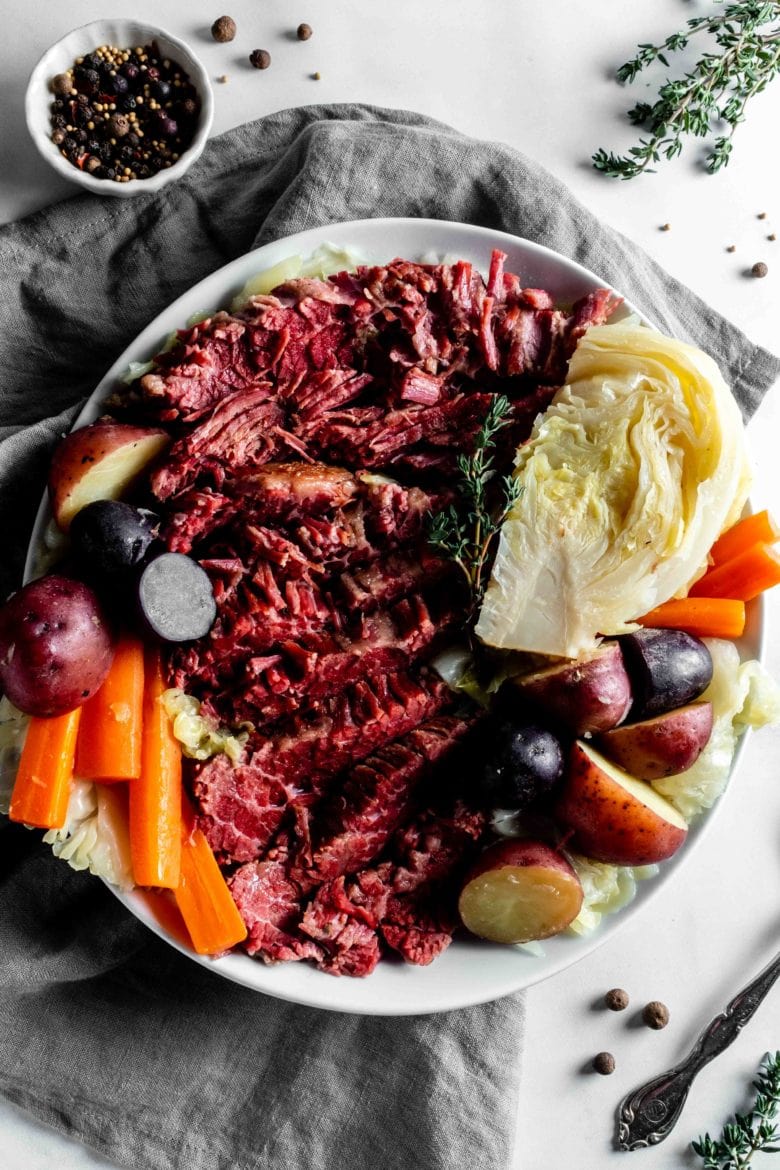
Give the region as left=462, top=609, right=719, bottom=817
left=0, top=104, right=777, bottom=1170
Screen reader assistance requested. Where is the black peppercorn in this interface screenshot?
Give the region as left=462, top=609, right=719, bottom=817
left=103, top=166, right=116, bottom=180
left=52, top=113, right=67, bottom=130
left=151, top=79, right=171, bottom=101
left=249, top=49, right=271, bottom=69
left=110, top=73, right=129, bottom=96
left=297, top=23, right=313, bottom=40
left=180, top=98, right=198, bottom=118
left=211, top=15, right=237, bottom=42
left=74, top=67, right=100, bottom=95
left=122, top=62, right=140, bottom=82
left=118, top=94, right=136, bottom=112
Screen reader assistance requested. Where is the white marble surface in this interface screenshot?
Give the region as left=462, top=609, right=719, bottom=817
left=2, top=2, right=780, bottom=1167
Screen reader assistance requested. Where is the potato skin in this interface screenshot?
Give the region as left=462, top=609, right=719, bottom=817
left=48, top=422, right=169, bottom=532
left=554, top=742, right=688, bottom=866
left=465, top=838, right=578, bottom=884
left=596, top=701, right=714, bottom=780
left=512, top=642, right=632, bottom=736
left=0, top=574, right=114, bottom=716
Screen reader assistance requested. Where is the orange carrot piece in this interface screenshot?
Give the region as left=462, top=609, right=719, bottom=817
left=76, top=633, right=144, bottom=782
left=130, top=646, right=181, bottom=889
left=690, top=542, right=780, bottom=602
left=9, top=708, right=81, bottom=829
left=710, top=510, right=780, bottom=567
left=174, top=804, right=247, bottom=955
left=637, top=597, right=746, bottom=639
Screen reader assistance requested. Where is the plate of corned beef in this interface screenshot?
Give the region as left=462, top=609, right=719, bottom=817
left=20, top=218, right=765, bottom=1016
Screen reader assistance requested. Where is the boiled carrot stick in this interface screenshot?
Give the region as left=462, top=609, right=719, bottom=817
left=174, top=802, right=247, bottom=955
left=689, top=542, right=780, bottom=602
left=637, top=597, right=746, bottom=640
left=76, top=633, right=144, bottom=782
left=130, top=646, right=181, bottom=889
left=710, top=510, right=780, bottom=567
left=9, top=708, right=81, bottom=829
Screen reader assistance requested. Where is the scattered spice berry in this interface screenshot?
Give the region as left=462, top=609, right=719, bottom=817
left=312, top=71, right=321, bottom=80
left=751, top=261, right=769, bottom=277
left=726, top=244, right=737, bottom=253
left=217, top=75, right=229, bottom=84
left=769, top=234, right=776, bottom=242
left=211, top=16, right=236, bottom=43
left=47, top=42, right=200, bottom=183
left=660, top=223, right=671, bottom=231
left=297, top=23, right=313, bottom=40
left=604, top=988, right=629, bottom=1012
left=51, top=72, right=74, bottom=96
left=642, top=1000, right=670, bottom=1029
left=249, top=49, right=271, bottom=70
left=593, top=1052, right=616, bottom=1075
left=758, top=211, right=767, bottom=219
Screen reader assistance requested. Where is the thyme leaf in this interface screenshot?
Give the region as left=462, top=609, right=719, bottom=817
left=692, top=1051, right=780, bottom=1168
left=427, top=394, right=522, bottom=617
left=593, top=1, right=780, bottom=179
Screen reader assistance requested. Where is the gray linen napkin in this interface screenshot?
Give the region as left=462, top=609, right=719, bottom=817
left=0, top=105, right=777, bottom=1170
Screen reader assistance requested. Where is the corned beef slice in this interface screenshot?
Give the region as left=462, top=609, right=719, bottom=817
left=297, top=714, right=475, bottom=887
left=193, top=671, right=450, bottom=862
left=295, top=800, right=486, bottom=975
left=140, top=252, right=619, bottom=496
left=132, top=254, right=617, bottom=976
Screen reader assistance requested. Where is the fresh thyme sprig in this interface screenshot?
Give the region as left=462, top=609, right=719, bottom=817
left=692, top=1051, right=780, bottom=1169
left=593, top=1, right=780, bottom=179
left=428, top=394, right=522, bottom=615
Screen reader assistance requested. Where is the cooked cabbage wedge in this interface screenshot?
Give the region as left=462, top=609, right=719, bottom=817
left=476, top=324, right=751, bottom=657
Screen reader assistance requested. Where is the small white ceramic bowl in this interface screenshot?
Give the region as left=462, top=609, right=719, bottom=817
left=25, top=19, right=214, bottom=198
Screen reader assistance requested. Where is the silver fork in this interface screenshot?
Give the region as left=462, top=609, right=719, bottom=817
left=616, top=948, right=780, bottom=1151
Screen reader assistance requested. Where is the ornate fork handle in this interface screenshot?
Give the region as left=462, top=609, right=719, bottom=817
left=617, top=949, right=780, bottom=1151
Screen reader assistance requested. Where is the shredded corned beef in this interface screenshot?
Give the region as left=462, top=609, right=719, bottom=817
left=123, top=251, right=619, bottom=975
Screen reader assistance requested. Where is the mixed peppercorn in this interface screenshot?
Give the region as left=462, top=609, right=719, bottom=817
left=48, top=42, right=200, bottom=183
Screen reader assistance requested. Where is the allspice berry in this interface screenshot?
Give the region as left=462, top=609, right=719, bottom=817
left=752, top=261, right=769, bottom=278
left=52, top=73, right=73, bottom=96
left=642, top=1000, right=670, bottom=1030
left=211, top=16, right=237, bottom=43
left=605, top=988, right=629, bottom=1012
left=297, top=23, right=313, bottom=40
left=593, top=1052, right=616, bottom=1075
left=109, top=114, right=130, bottom=138
left=249, top=49, right=271, bottom=70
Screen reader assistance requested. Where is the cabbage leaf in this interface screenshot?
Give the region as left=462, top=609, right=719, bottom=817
left=476, top=324, right=751, bottom=657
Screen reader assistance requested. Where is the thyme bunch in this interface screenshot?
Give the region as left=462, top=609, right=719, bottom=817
left=428, top=394, right=521, bottom=616
left=692, top=1051, right=780, bottom=1168
left=593, top=1, right=780, bottom=179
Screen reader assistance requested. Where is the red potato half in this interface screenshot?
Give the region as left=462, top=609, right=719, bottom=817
left=49, top=421, right=169, bottom=532
left=555, top=741, right=688, bottom=866
left=458, top=839, right=583, bottom=944
left=510, top=641, right=632, bottom=737
left=596, top=701, right=714, bottom=781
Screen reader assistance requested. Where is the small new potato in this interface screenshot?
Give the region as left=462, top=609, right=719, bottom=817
left=0, top=574, right=114, bottom=716
left=458, top=839, right=583, bottom=944
left=511, top=641, right=632, bottom=736
left=619, top=628, right=713, bottom=719
left=555, top=740, right=688, bottom=866
left=49, top=421, right=169, bottom=532
left=596, top=701, right=714, bottom=780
